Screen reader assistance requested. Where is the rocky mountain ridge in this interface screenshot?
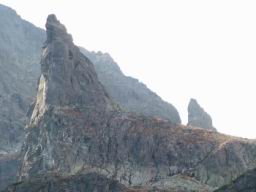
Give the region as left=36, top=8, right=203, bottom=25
left=80, top=48, right=181, bottom=123
left=18, top=15, right=256, bottom=192
left=1, top=4, right=256, bottom=192
left=0, top=3, right=181, bottom=154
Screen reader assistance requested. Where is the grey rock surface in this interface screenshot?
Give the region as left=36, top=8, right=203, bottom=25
left=214, top=168, right=256, bottom=192
left=3, top=173, right=129, bottom=192
left=187, top=98, right=216, bottom=130
left=0, top=4, right=44, bottom=153
left=0, top=153, right=21, bottom=190
left=30, top=14, right=113, bottom=122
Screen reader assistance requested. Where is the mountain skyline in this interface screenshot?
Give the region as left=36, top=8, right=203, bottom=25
left=1, top=0, right=256, bottom=139
left=1, top=4, right=256, bottom=191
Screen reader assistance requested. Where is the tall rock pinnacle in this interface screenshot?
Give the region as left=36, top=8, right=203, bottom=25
left=31, top=14, right=113, bottom=122
left=187, top=98, right=216, bottom=130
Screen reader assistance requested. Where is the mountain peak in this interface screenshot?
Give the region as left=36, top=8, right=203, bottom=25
left=45, top=14, right=72, bottom=44
left=187, top=98, right=216, bottom=131
left=30, top=15, right=113, bottom=122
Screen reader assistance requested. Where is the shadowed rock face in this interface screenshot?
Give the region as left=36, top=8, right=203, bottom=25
left=187, top=98, right=216, bottom=130
left=30, top=14, right=113, bottom=124
left=19, top=15, right=256, bottom=192
left=214, top=168, right=256, bottom=192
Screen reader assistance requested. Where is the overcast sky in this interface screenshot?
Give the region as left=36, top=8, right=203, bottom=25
left=1, top=0, right=256, bottom=138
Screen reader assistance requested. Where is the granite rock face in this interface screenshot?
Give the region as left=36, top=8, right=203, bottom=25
left=215, top=168, right=256, bottom=192
left=0, top=153, right=21, bottom=190
left=187, top=98, right=216, bottom=130
left=80, top=48, right=181, bottom=123
left=18, top=15, right=256, bottom=192
left=3, top=173, right=129, bottom=192
left=0, top=4, right=44, bottom=153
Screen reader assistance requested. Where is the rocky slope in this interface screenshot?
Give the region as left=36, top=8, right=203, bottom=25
left=18, top=15, right=256, bottom=192
left=0, top=4, right=44, bottom=153
left=80, top=48, right=181, bottom=123
left=215, top=168, right=256, bottom=192
left=187, top=98, right=216, bottom=130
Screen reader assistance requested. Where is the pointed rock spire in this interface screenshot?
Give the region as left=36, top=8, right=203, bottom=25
left=45, top=14, right=72, bottom=44
left=187, top=98, right=216, bottom=131
left=31, top=14, right=113, bottom=122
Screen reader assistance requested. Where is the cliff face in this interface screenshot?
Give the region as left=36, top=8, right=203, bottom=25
left=29, top=15, right=114, bottom=124
left=0, top=4, right=44, bottom=153
left=0, top=153, right=21, bottom=190
left=3, top=173, right=130, bottom=192
left=80, top=48, right=181, bottom=123
left=215, top=168, right=256, bottom=192
left=18, top=15, right=256, bottom=192
left=187, top=99, right=216, bottom=130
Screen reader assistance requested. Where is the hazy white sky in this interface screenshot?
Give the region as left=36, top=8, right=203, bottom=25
left=1, top=0, right=256, bottom=138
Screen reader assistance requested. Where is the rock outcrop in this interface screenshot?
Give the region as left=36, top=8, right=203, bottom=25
left=18, top=15, right=256, bottom=192
left=30, top=14, right=114, bottom=122
left=215, top=168, right=256, bottom=192
left=187, top=98, right=216, bottom=130
left=80, top=48, right=181, bottom=123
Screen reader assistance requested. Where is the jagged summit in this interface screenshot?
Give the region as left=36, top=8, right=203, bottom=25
left=31, top=15, right=113, bottom=122
left=45, top=14, right=72, bottom=44
left=187, top=98, right=216, bottom=130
